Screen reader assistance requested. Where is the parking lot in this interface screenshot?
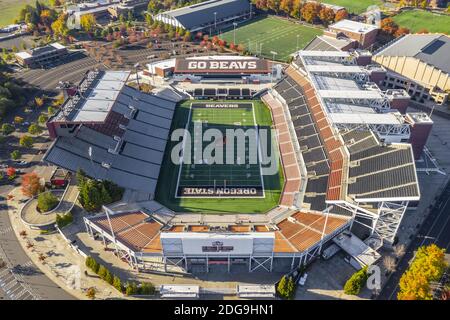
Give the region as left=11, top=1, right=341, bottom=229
left=14, top=51, right=105, bottom=91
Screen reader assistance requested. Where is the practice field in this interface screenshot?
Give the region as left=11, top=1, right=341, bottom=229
left=220, top=16, right=322, bottom=62
left=176, top=102, right=264, bottom=198
left=393, top=10, right=450, bottom=34
left=317, top=0, right=382, bottom=14
left=0, top=0, right=49, bottom=27
left=156, top=100, right=284, bottom=213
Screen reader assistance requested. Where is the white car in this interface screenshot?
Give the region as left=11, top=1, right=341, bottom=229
left=15, top=160, right=27, bottom=166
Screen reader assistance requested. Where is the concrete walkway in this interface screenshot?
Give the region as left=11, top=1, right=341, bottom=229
left=7, top=187, right=124, bottom=300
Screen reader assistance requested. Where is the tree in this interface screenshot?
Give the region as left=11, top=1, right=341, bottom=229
left=276, top=275, right=288, bottom=298
left=139, top=282, right=155, bottom=295
left=113, top=276, right=123, bottom=292
left=28, top=123, right=42, bottom=135
left=125, top=282, right=138, bottom=296
left=14, top=116, right=24, bottom=125
left=105, top=270, right=114, bottom=285
left=38, top=114, right=48, bottom=124
left=398, top=244, right=447, bottom=300
left=383, top=256, right=397, bottom=274
left=21, top=172, right=41, bottom=197
left=34, top=97, right=44, bottom=110
left=10, top=150, right=21, bottom=160
left=1, top=123, right=15, bottom=135
left=183, top=31, right=191, bottom=42
left=395, top=27, right=410, bottom=38
left=301, top=2, right=321, bottom=24
left=86, top=287, right=96, bottom=299
left=6, top=167, right=16, bottom=178
left=334, top=9, right=348, bottom=22
left=380, top=18, right=399, bottom=36
left=51, top=13, right=69, bottom=38
left=344, top=266, right=368, bottom=295
left=394, top=244, right=406, bottom=260
left=319, top=7, right=335, bottom=26
left=80, top=14, right=96, bottom=33
left=19, top=135, right=34, bottom=148
left=98, top=265, right=108, bottom=280
left=37, top=192, right=59, bottom=212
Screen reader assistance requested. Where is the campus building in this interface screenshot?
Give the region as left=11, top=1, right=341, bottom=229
left=153, top=0, right=253, bottom=32
left=326, top=19, right=379, bottom=49
left=15, top=43, right=68, bottom=68
left=373, top=34, right=450, bottom=105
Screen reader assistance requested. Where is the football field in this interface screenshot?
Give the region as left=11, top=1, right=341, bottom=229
left=220, top=16, right=323, bottom=62
left=176, top=102, right=264, bottom=198
left=156, top=100, right=284, bottom=214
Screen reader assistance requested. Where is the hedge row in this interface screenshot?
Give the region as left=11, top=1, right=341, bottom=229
left=344, top=266, right=368, bottom=295
left=85, top=256, right=155, bottom=296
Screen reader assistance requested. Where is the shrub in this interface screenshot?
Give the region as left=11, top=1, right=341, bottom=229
left=276, top=275, right=295, bottom=299
left=105, top=270, right=114, bottom=285
left=37, top=192, right=59, bottom=212
left=139, top=282, right=155, bottom=295
left=344, top=266, right=368, bottom=296
left=56, top=212, right=73, bottom=228
left=28, top=123, right=42, bottom=135
left=1, top=123, right=14, bottom=135
left=113, top=276, right=123, bottom=292
left=98, top=265, right=108, bottom=280
left=10, top=150, right=21, bottom=160
left=125, top=282, right=138, bottom=296
left=38, top=114, right=48, bottom=124
left=85, top=256, right=100, bottom=274
left=19, top=135, right=34, bottom=148
left=86, top=287, right=96, bottom=299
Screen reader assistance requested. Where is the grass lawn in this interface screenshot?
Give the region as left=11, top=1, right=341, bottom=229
left=155, top=100, right=284, bottom=214
left=0, top=0, right=50, bottom=27
left=219, top=16, right=322, bottom=62
left=317, top=0, right=383, bottom=14
left=393, top=10, right=450, bottom=34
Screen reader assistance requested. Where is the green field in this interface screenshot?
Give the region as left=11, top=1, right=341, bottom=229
left=155, top=100, right=284, bottom=214
left=317, top=0, right=383, bottom=14
left=220, top=16, right=322, bottom=62
left=393, top=10, right=450, bottom=34
left=0, top=0, right=49, bottom=27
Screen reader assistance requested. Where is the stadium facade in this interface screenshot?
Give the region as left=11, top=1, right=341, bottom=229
left=153, top=0, right=253, bottom=32
left=44, top=49, right=428, bottom=273
left=373, top=34, right=450, bottom=104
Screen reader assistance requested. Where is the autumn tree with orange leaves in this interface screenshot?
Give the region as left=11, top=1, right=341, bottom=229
left=21, top=172, right=42, bottom=197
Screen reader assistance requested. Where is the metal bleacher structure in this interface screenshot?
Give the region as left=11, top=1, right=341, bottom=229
left=44, top=70, right=178, bottom=198
left=267, top=50, right=420, bottom=246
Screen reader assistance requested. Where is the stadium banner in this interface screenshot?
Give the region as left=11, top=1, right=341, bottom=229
left=177, top=186, right=264, bottom=197
left=182, top=237, right=254, bottom=255
left=174, top=58, right=270, bottom=74
left=191, top=102, right=253, bottom=109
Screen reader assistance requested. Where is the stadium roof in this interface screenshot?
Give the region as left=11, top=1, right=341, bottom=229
left=156, top=0, right=250, bottom=30
left=329, top=19, right=379, bottom=35
left=44, top=72, right=177, bottom=194
left=374, top=34, right=450, bottom=74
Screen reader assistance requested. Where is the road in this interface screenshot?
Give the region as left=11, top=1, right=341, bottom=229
left=378, top=179, right=450, bottom=300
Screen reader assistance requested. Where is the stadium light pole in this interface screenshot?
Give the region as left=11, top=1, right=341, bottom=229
left=233, top=22, right=238, bottom=45
left=296, top=35, right=300, bottom=51
left=134, top=62, right=141, bottom=91
left=270, top=51, right=278, bottom=84
left=214, top=12, right=217, bottom=31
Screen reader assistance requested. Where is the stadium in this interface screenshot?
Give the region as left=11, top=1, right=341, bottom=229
left=43, top=48, right=430, bottom=274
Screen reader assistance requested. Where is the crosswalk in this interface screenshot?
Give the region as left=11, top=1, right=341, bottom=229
left=0, top=226, right=13, bottom=236
left=0, top=264, right=40, bottom=300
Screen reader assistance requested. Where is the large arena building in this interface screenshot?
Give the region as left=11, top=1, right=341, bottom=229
left=44, top=49, right=429, bottom=273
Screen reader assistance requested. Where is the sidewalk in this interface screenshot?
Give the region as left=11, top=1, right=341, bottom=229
left=6, top=187, right=124, bottom=300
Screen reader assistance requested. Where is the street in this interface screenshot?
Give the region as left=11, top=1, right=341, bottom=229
left=378, top=179, right=450, bottom=300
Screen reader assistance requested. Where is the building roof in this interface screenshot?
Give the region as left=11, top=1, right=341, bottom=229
left=15, top=43, right=66, bottom=60
left=157, top=0, right=250, bottom=29
left=304, top=35, right=355, bottom=52
left=375, top=34, right=450, bottom=74
left=330, top=19, right=379, bottom=34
